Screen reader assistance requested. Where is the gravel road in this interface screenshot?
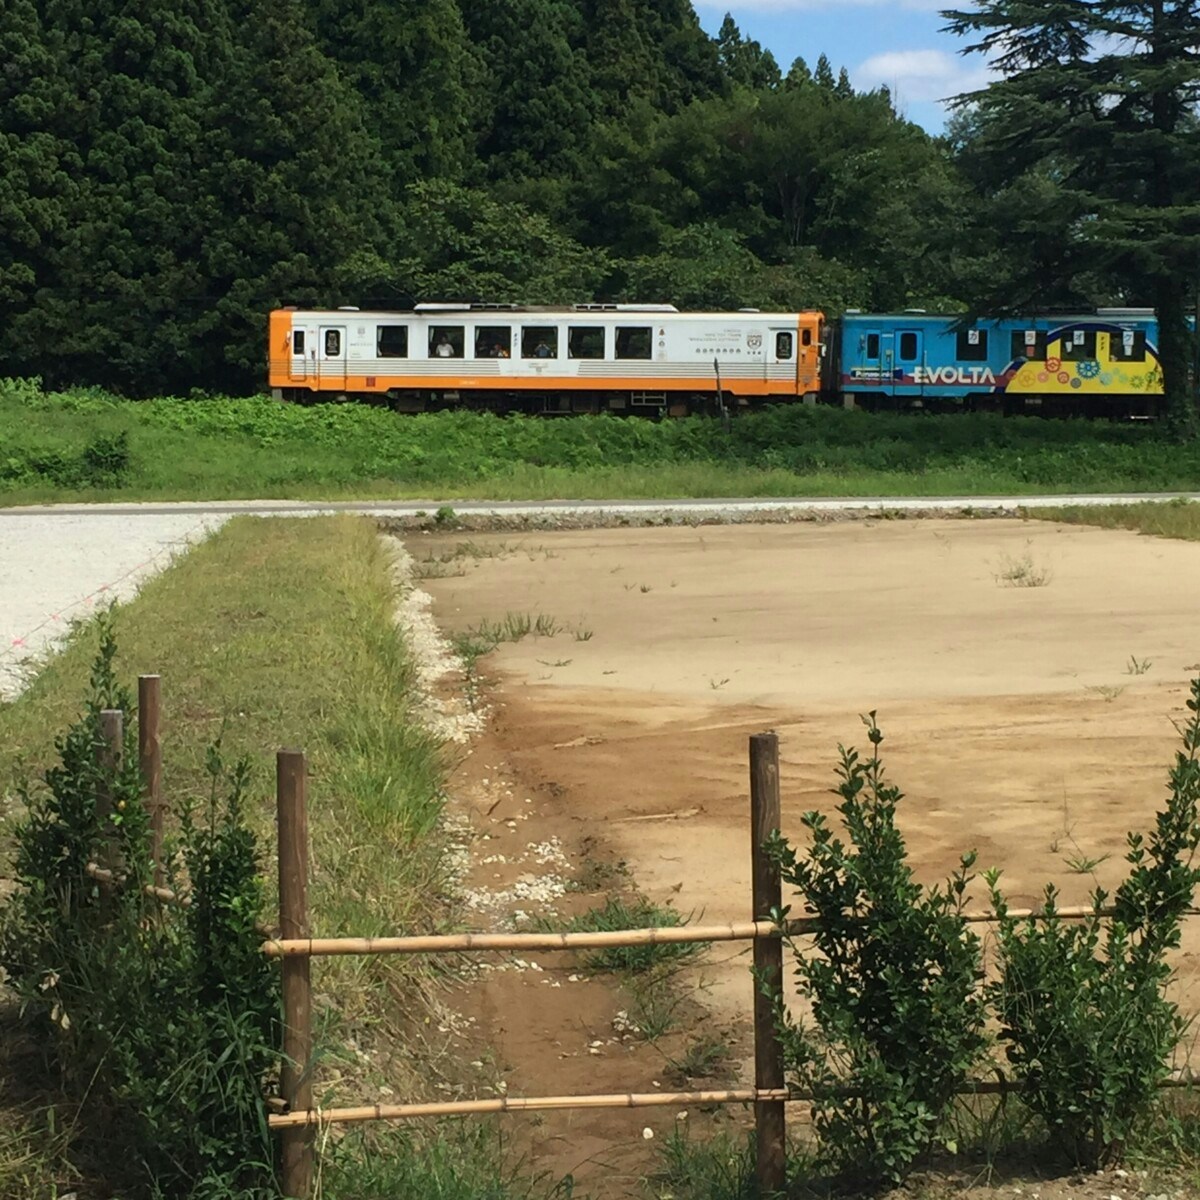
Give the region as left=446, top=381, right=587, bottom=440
left=0, top=512, right=226, bottom=699
left=2, top=492, right=1195, bottom=700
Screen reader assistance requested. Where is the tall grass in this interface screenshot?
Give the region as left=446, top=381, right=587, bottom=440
left=4, top=377, right=1200, bottom=502
left=0, top=516, right=469, bottom=1195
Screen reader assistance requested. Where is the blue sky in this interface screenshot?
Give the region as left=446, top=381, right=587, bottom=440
left=693, top=1, right=993, bottom=132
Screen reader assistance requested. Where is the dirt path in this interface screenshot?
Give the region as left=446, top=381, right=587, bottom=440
left=415, top=519, right=1200, bottom=1196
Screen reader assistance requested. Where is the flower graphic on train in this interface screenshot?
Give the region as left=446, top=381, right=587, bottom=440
left=1077, top=360, right=1101, bottom=379
left=1057, top=371, right=1070, bottom=384
left=1045, top=357, right=1061, bottom=372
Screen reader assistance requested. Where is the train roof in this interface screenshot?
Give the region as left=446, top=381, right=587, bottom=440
left=840, top=308, right=1157, bottom=322
left=274, top=304, right=818, bottom=320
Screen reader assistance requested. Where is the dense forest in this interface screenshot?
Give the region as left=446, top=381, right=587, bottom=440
left=0, top=0, right=1197, bottom=404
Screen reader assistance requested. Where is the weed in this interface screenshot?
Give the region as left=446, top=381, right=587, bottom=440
left=567, top=851, right=627, bottom=894
left=640, top=584, right=652, bottom=593
left=533, top=614, right=561, bottom=637
left=573, top=628, right=594, bottom=642
left=667, top=1035, right=732, bottom=1083
left=625, top=967, right=689, bottom=1041
left=994, top=546, right=1053, bottom=588
left=1088, top=684, right=1126, bottom=702
left=708, top=676, right=731, bottom=691
left=1127, top=655, right=1154, bottom=676
left=643, top=1125, right=757, bottom=1200
left=1064, top=852, right=1111, bottom=874
left=536, top=659, right=572, bottom=668
left=545, top=895, right=705, bottom=974
left=434, top=505, right=459, bottom=528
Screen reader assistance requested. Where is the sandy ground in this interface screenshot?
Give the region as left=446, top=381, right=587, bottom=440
left=417, top=518, right=1200, bottom=1195
left=0, top=512, right=226, bottom=698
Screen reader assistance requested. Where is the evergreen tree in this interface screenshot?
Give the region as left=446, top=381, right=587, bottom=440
left=944, top=0, right=1200, bottom=430
left=786, top=55, right=813, bottom=89
left=198, top=0, right=392, bottom=390
left=716, top=13, right=780, bottom=88
left=459, top=0, right=596, bottom=181
left=814, top=53, right=836, bottom=91
left=836, top=67, right=854, bottom=98
left=580, top=0, right=724, bottom=115
left=306, top=0, right=475, bottom=185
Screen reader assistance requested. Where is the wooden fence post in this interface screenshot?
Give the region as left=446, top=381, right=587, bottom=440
left=277, top=749, right=313, bottom=1199
left=750, top=731, right=786, bottom=1197
left=138, top=676, right=164, bottom=887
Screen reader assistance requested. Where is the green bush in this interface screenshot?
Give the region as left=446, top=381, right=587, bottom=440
left=986, top=677, right=1200, bottom=1170
left=767, top=715, right=987, bottom=1189
left=0, top=621, right=280, bottom=1199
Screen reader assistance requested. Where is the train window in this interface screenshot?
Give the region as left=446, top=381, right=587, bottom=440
left=615, top=326, right=652, bottom=360
left=1061, top=329, right=1097, bottom=362
left=801, top=329, right=812, bottom=347
left=956, top=328, right=988, bottom=361
left=1110, top=329, right=1146, bottom=362
left=568, top=326, right=605, bottom=359
left=522, top=326, right=558, bottom=358
left=292, top=331, right=305, bottom=355
left=473, top=326, right=512, bottom=358
left=898, top=332, right=918, bottom=361
left=865, top=333, right=880, bottom=359
left=776, top=332, right=793, bottom=359
left=377, top=325, right=408, bottom=358
left=323, top=329, right=341, bottom=356
left=1010, top=330, right=1046, bottom=361
left=429, top=326, right=464, bottom=358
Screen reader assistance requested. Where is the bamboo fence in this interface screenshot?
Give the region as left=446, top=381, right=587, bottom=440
left=88, top=679, right=1200, bottom=1200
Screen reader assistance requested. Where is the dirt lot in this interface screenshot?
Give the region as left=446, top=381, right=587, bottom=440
left=417, top=518, right=1200, bottom=1196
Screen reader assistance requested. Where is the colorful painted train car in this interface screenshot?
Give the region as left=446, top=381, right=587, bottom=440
left=268, top=303, right=824, bottom=414
left=834, top=309, right=1166, bottom=416
left=268, top=303, right=1184, bottom=416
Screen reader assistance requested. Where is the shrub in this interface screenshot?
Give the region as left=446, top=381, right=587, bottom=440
left=0, top=621, right=280, bottom=1198
left=986, top=677, right=1200, bottom=1169
left=767, top=714, right=986, bottom=1189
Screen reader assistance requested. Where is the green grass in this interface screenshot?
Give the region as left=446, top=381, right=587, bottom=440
left=5, top=378, right=1200, bottom=504
left=1030, top=497, right=1200, bottom=539
left=0, top=515, right=534, bottom=1196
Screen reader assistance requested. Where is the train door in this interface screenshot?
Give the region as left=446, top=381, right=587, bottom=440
left=318, top=325, right=347, bottom=389
left=770, top=327, right=797, bottom=392
left=289, top=325, right=312, bottom=382
left=896, top=328, right=923, bottom=396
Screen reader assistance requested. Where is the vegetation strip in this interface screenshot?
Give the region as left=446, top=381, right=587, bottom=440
left=0, top=514, right=494, bottom=1199
left=8, top=381, right=1200, bottom=504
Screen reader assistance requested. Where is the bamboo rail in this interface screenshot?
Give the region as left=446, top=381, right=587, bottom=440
left=269, top=1074, right=1200, bottom=1131
left=269, top=1087, right=788, bottom=1129
left=259, top=904, right=1200, bottom=959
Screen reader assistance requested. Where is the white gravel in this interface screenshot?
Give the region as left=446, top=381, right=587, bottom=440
left=0, top=513, right=226, bottom=699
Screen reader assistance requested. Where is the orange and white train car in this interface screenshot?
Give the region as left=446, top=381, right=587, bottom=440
left=268, top=303, right=824, bottom=414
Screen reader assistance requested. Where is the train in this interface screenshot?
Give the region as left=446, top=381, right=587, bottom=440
left=267, top=302, right=1173, bottom=417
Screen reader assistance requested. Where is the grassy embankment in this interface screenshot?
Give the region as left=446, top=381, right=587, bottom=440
left=0, top=516, right=542, bottom=1199
left=1032, top=496, right=1200, bottom=539
left=3, top=378, right=1200, bottom=504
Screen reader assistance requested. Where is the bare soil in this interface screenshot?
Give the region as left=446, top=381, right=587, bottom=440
left=417, top=519, right=1200, bottom=1198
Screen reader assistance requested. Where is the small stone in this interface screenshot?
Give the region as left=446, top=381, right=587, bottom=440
left=676, top=1111, right=688, bottom=1121
left=642, top=1127, right=654, bottom=1141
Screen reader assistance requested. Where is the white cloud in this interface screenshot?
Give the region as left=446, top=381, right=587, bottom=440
left=854, top=47, right=994, bottom=106
left=693, top=0, right=948, bottom=11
